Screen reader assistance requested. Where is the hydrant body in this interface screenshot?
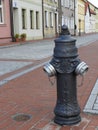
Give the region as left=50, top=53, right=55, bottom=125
left=54, top=72, right=81, bottom=125
left=43, top=25, right=89, bottom=125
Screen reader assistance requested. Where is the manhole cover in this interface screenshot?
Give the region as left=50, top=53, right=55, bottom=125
left=12, top=113, right=32, bottom=122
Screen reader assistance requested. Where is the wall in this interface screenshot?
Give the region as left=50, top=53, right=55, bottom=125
left=95, top=8, right=98, bottom=32
left=13, top=0, right=43, bottom=40
left=0, top=0, right=11, bottom=43
left=43, top=0, right=58, bottom=38
left=77, top=0, right=85, bottom=35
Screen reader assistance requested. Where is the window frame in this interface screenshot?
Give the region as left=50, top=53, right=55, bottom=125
left=45, top=10, right=49, bottom=28
left=50, top=12, right=53, bottom=27
left=22, top=8, right=27, bottom=29
left=30, top=10, right=34, bottom=29
left=36, top=11, right=40, bottom=29
left=0, top=0, right=4, bottom=24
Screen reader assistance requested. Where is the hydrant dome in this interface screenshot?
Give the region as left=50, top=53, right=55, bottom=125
left=54, top=25, right=78, bottom=58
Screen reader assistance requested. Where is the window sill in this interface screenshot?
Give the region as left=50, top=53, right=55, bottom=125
left=0, top=24, right=6, bottom=27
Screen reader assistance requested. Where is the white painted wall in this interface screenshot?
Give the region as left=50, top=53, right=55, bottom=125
left=85, top=7, right=90, bottom=33
left=13, top=0, right=43, bottom=40
left=85, top=7, right=96, bottom=33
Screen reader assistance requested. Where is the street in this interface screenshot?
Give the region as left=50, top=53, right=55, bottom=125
left=0, top=34, right=98, bottom=129
left=0, top=34, right=98, bottom=86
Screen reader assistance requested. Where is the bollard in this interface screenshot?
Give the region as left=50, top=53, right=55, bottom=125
left=43, top=25, right=89, bottom=125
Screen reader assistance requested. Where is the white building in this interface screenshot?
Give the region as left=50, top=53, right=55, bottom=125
left=85, top=2, right=96, bottom=33
left=61, top=0, right=75, bottom=35
left=13, top=0, right=43, bottom=40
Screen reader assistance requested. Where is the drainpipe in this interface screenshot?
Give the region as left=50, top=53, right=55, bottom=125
left=42, top=0, right=44, bottom=38
left=9, top=0, right=15, bottom=42
left=58, top=0, right=62, bottom=35
left=74, top=0, right=76, bottom=36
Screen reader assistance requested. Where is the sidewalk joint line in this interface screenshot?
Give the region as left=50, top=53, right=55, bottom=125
left=83, top=78, right=98, bottom=114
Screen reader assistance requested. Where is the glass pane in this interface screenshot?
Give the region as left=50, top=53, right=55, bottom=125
left=0, top=8, right=2, bottom=22
left=22, top=9, right=26, bottom=29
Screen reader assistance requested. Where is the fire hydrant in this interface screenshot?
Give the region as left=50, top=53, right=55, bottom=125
left=43, top=25, right=89, bottom=125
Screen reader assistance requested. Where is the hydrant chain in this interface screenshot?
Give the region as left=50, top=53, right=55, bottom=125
left=77, top=75, right=84, bottom=87
left=48, top=76, right=56, bottom=86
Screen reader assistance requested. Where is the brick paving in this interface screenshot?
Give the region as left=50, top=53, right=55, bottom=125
left=0, top=39, right=98, bottom=130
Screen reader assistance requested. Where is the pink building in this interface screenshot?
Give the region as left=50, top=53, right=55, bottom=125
left=0, top=0, right=12, bottom=44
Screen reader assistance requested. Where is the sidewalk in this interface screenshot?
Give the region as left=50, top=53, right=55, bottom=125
left=0, top=38, right=55, bottom=48
left=0, top=33, right=98, bottom=49
left=0, top=39, right=98, bottom=130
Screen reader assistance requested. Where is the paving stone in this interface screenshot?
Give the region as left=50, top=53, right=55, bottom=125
left=93, top=104, right=98, bottom=110
left=83, top=94, right=96, bottom=110
left=0, top=61, right=33, bottom=75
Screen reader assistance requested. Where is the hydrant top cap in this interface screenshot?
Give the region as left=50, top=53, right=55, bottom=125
left=61, top=25, right=70, bottom=35
left=55, top=24, right=76, bottom=43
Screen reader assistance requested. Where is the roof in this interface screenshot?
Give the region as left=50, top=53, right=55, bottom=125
left=85, top=2, right=96, bottom=15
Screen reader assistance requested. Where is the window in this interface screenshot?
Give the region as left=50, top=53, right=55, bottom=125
left=54, top=0, right=57, bottom=2
left=0, top=0, right=4, bottom=24
left=62, top=16, right=65, bottom=25
left=61, top=0, right=64, bottom=6
left=69, top=0, right=74, bottom=10
left=36, top=11, right=39, bottom=29
left=65, top=0, right=69, bottom=8
left=71, top=17, right=74, bottom=29
left=30, top=10, right=34, bottom=29
left=22, top=9, right=26, bottom=29
left=50, top=12, right=53, bottom=27
left=45, top=11, right=49, bottom=27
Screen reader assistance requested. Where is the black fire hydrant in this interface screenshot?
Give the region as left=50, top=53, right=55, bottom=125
left=43, top=25, right=89, bottom=125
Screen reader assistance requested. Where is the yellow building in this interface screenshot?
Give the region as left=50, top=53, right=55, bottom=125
left=95, top=8, right=98, bottom=32
left=85, top=1, right=96, bottom=33
left=77, top=0, right=97, bottom=35
left=77, top=0, right=86, bottom=35
left=43, top=0, right=58, bottom=38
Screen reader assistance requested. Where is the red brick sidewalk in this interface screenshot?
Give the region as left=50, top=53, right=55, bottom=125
left=0, top=41, right=98, bottom=130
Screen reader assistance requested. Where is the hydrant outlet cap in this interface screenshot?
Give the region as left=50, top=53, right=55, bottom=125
left=43, top=63, right=56, bottom=77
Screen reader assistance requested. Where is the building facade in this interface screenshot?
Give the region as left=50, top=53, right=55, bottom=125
left=0, top=0, right=12, bottom=43
left=95, top=7, right=98, bottom=32
left=43, top=0, right=58, bottom=38
left=1, top=0, right=98, bottom=44
left=13, top=0, right=43, bottom=40
left=76, top=0, right=86, bottom=35
left=85, top=1, right=96, bottom=33
left=61, top=0, right=75, bottom=35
